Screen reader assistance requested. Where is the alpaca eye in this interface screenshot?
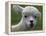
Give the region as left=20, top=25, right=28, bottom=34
left=25, top=16, right=27, bottom=18
left=34, top=16, right=37, bottom=18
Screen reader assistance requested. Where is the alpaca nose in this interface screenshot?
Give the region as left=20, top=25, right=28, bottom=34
left=30, top=20, right=33, bottom=23
left=30, top=20, right=34, bottom=28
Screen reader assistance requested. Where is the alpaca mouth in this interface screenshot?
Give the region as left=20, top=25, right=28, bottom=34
left=30, top=23, right=34, bottom=28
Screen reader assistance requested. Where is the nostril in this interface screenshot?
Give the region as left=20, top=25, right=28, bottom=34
left=30, top=20, right=33, bottom=22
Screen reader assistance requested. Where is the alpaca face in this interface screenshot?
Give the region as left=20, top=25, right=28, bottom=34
left=22, top=6, right=41, bottom=28
left=24, top=15, right=37, bottom=28
left=22, top=12, right=37, bottom=28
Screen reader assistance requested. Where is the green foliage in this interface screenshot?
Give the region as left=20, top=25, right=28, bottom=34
left=11, top=6, right=22, bottom=25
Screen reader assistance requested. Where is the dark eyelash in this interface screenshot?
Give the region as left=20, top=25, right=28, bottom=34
left=25, top=16, right=27, bottom=18
left=34, top=16, right=37, bottom=18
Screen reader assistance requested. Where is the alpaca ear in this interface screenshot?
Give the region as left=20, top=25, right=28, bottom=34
left=13, top=5, right=24, bottom=12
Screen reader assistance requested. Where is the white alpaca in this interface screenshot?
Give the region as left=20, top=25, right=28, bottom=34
left=11, top=5, right=41, bottom=32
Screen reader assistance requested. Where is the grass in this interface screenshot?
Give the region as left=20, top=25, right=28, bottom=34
left=11, top=5, right=43, bottom=30
left=11, top=6, right=22, bottom=25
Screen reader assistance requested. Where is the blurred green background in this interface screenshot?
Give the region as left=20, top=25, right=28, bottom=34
left=11, top=4, right=43, bottom=30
